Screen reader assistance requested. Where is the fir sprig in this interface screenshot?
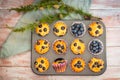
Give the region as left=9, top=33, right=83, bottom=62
left=6, top=12, right=68, bottom=32
left=8, top=0, right=101, bottom=32
left=10, top=0, right=62, bottom=12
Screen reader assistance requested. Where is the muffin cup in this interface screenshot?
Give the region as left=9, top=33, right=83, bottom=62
left=34, top=39, right=50, bottom=55
left=52, top=60, right=67, bottom=73
left=88, top=39, right=104, bottom=55
left=70, top=22, right=86, bottom=37
left=53, top=21, right=68, bottom=37
left=52, top=39, right=68, bottom=55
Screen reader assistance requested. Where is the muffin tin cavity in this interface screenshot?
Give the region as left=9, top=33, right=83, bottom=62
left=53, top=39, right=67, bottom=55
left=71, top=22, right=86, bottom=37
left=89, top=39, right=103, bottom=55
left=31, top=20, right=106, bottom=76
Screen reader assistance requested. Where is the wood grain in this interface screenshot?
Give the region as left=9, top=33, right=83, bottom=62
left=0, top=0, right=120, bottom=79
left=0, top=66, right=120, bottom=80
left=91, top=0, right=120, bottom=9
left=0, top=67, right=48, bottom=80
left=0, top=0, right=120, bottom=9
left=0, top=0, right=34, bottom=9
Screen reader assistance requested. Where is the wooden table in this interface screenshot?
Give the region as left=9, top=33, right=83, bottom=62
left=0, top=0, right=120, bottom=80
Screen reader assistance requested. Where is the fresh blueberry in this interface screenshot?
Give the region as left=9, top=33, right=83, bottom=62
left=78, top=31, right=82, bottom=35
left=80, top=27, right=84, bottom=31
left=77, top=24, right=80, bottom=28
left=75, top=27, right=79, bottom=31
left=71, top=26, right=75, bottom=30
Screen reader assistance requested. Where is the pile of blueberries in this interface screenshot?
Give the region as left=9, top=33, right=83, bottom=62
left=71, top=23, right=85, bottom=37
left=89, top=40, right=103, bottom=54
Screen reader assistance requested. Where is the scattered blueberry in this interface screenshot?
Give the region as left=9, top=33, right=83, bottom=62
left=71, top=23, right=85, bottom=37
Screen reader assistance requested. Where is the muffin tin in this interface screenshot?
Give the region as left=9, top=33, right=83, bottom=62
left=31, top=20, right=106, bottom=76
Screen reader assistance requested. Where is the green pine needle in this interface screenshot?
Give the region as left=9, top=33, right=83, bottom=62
left=8, top=0, right=101, bottom=32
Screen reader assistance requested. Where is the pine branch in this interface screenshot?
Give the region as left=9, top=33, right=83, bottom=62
left=6, top=12, right=68, bottom=32
left=10, top=0, right=62, bottom=12
left=8, top=0, right=101, bottom=32
left=6, top=22, right=38, bottom=32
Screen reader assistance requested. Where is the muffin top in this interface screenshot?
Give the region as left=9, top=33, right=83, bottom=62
left=71, top=38, right=85, bottom=55
left=36, top=23, right=50, bottom=37
left=53, top=39, right=67, bottom=54
left=53, top=21, right=67, bottom=37
left=71, top=57, right=86, bottom=72
left=34, top=39, right=50, bottom=54
left=88, top=57, right=104, bottom=73
left=88, top=21, right=103, bottom=37
left=34, top=57, right=49, bottom=72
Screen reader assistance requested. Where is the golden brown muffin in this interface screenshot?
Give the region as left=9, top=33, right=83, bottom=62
left=53, top=39, right=67, bottom=54
left=34, top=57, right=49, bottom=72
left=53, top=21, right=67, bottom=37
left=88, top=21, right=103, bottom=37
left=36, top=23, right=50, bottom=37
left=88, top=57, right=104, bottom=73
left=71, top=57, right=85, bottom=72
left=52, top=58, right=67, bottom=73
left=34, top=39, right=50, bottom=54
left=71, top=38, right=85, bottom=55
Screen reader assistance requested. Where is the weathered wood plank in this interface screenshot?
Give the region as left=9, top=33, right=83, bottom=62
left=106, top=28, right=120, bottom=46
left=0, top=67, right=48, bottom=80
left=0, top=10, right=22, bottom=28
left=49, top=67, right=120, bottom=79
left=91, top=0, right=120, bottom=9
left=0, top=9, right=120, bottom=28
left=0, top=0, right=120, bottom=9
left=0, top=46, right=120, bottom=67
left=90, top=9, right=120, bottom=27
left=0, top=29, right=11, bottom=47
left=0, top=0, right=34, bottom=9
left=0, top=66, right=120, bottom=80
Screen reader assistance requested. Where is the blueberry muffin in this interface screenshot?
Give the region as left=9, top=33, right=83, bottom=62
left=34, top=57, right=49, bottom=72
left=88, top=57, right=104, bottom=73
left=71, top=38, right=85, bottom=55
left=52, top=58, right=67, bottom=73
left=88, top=39, right=103, bottom=55
left=88, top=21, right=103, bottom=37
left=53, top=21, right=67, bottom=37
left=53, top=39, right=67, bottom=54
left=36, top=23, right=50, bottom=37
left=71, top=22, right=86, bottom=37
left=71, top=57, right=85, bottom=72
left=34, top=39, right=50, bottom=54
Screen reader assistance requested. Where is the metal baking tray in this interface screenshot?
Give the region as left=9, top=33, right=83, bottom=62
left=31, top=20, right=106, bottom=76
